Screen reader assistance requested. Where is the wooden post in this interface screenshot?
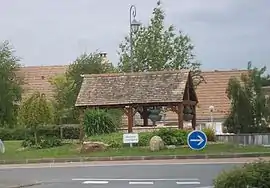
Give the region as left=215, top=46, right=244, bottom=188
left=127, top=106, right=134, bottom=133
left=142, top=107, right=148, bottom=127
left=79, top=109, right=85, bottom=144
left=123, top=106, right=134, bottom=133
left=177, top=103, right=184, bottom=129
left=192, top=105, right=197, bottom=130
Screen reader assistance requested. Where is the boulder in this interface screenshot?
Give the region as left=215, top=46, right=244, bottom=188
left=149, top=136, right=165, bottom=151
left=80, top=141, right=109, bottom=153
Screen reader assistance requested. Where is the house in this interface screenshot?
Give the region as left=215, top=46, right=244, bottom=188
left=16, top=62, right=245, bottom=128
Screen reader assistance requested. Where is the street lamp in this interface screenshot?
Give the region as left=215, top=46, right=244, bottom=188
left=209, top=105, right=215, bottom=125
left=129, top=5, right=141, bottom=72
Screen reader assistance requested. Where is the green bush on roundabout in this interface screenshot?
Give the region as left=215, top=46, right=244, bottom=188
left=214, top=159, right=270, bottom=188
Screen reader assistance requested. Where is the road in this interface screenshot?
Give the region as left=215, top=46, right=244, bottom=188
left=0, top=158, right=266, bottom=188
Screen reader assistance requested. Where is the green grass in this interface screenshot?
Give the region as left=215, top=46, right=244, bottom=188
left=0, top=140, right=270, bottom=161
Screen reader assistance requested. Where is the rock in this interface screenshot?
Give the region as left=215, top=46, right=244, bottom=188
left=166, top=145, right=176, bottom=149
left=80, top=141, right=109, bottom=153
left=149, top=136, right=165, bottom=151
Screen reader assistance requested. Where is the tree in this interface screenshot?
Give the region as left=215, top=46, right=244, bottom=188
left=18, top=92, right=53, bottom=145
left=49, top=74, right=75, bottom=124
left=262, top=74, right=270, bottom=87
left=0, top=41, right=23, bottom=128
left=224, top=62, right=270, bottom=133
left=117, top=1, right=203, bottom=86
left=50, top=52, right=115, bottom=124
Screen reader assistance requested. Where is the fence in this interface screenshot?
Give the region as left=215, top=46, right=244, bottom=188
left=216, top=133, right=270, bottom=146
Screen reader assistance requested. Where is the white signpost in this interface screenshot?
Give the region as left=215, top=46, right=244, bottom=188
left=123, top=133, right=139, bottom=147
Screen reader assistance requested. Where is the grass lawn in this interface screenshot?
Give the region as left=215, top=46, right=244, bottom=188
left=0, top=140, right=270, bottom=161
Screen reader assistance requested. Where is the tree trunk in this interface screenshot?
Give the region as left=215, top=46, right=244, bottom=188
left=34, top=130, right=38, bottom=146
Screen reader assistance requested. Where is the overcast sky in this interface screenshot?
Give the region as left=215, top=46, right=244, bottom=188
left=0, top=0, right=269, bottom=71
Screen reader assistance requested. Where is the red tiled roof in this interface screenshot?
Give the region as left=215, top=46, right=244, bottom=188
left=16, top=65, right=246, bottom=120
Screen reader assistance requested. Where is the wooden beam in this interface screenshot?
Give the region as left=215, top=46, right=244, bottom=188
left=142, top=107, right=148, bottom=126
left=79, top=108, right=86, bottom=144
left=126, top=106, right=134, bottom=133
left=192, top=105, right=197, bottom=130
left=177, top=103, right=184, bottom=129
left=182, top=100, right=197, bottom=105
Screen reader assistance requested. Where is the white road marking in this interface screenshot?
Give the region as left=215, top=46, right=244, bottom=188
left=129, top=181, right=154, bottom=185
left=176, top=181, right=200, bottom=185
left=72, top=178, right=200, bottom=181
left=82, top=180, right=109, bottom=184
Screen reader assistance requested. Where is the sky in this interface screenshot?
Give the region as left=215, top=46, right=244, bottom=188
left=0, top=0, right=269, bottom=71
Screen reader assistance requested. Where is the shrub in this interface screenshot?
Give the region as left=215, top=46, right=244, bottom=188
left=22, top=135, right=62, bottom=149
left=202, top=127, right=216, bottom=141
left=84, top=109, right=119, bottom=136
left=61, top=125, right=80, bottom=139
left=155, top=128, right=189, bottom=145
left=214, top=160, right=270, bottom=188
left=88, top=132, right=123, bottom=148
left=39, top=136, right=62, bottom=148
left=0, top=125, right=80, bottom=141
left=138, top=132, right=155, bottom=146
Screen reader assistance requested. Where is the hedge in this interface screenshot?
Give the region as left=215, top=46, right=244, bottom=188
left=214, top=160, right=270, bottom=188
left=0, top=125, right=80, bottom=140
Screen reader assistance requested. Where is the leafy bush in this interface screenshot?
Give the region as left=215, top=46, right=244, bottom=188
left=214, top=160, right=270, bottom=188
left=155, top=128, right=189, bottom=145
left=0, top=125, right=80, bottom=141
left=0, top=128, right=29, bottom=140
left=84, top=109, right=119, bottom=136
left=61, top=125, right=80, bottom=139
left=39, top=136, right=62, bottom=148
left=202, top=127, right=216, bottom=141
left=88, top=132, right=123, bottom=148
left=138, top=132, right=155, bottom=146
left=21, top=135, right=62, bottom=149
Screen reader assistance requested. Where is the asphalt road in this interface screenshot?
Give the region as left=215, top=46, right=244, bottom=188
left=0, top=159, right=251, bottom=188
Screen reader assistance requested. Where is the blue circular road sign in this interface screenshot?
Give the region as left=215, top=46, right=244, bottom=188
left=187, top=130, right=207, bottom=150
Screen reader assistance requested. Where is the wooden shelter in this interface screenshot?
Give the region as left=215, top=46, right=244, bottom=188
left=75, top=70, right=198, bottom=133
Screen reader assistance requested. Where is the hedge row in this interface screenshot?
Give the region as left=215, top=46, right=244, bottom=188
left=0, top=126, right=80, bottom=140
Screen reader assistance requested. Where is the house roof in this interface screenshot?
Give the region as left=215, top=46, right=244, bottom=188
left=75, top=70, right=193, bottom=107
left=16, top=65, right=246, bottom=121
left=16, top=65, right=68, bottom=99
left=195, top=70, right=247, bottom=120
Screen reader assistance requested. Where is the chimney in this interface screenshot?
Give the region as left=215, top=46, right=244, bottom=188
left=99, top=52, right=107, bottom=58
left=99, top=52, right=109, bottom=64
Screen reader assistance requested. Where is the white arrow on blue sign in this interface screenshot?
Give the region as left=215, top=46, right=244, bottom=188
left=187, top=130, right=207, bottom=150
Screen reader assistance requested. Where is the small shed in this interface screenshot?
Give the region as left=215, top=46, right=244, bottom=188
left=75, top=70, right=198, bottom=133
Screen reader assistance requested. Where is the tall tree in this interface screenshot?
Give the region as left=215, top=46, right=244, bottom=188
left=49, top=74, right=75, bottom=124
left=117, top=1, right=203, bottom=85
left=0, top=41, right=23, bottom=127
left=50, top=52, right=115, bottom=123
left=224, top=62, right=270, bottom=133
left=262, top=74, right=270, bottom=87
left=18, top=92, right=53, bottom=145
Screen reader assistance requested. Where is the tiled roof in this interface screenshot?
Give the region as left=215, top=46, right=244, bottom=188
left=16, top=65, right=246, bottom=121
left=75, top=70, right=192, bottom=107
left=16, top=65, right=68, bottom=99
left=196, top=70, right=247, bottom=120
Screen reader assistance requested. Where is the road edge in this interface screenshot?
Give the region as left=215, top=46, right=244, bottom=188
left=8, top=182, right=42, bottom=188
left=1, top=152, right=270, bottom=165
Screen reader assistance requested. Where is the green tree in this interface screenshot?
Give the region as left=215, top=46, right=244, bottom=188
left=117, top=1, right=203, bottom=85
left=18, top=92, right=53, bottom=145
left=0, top=41, right=23, bottom=128
left=224, top=62, right=270, bottom=133
left=50, top=52, right=115, bottom=124
left=49, top=74, right=75, bottom=124
left=262, top=74, right=270, bottom=86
